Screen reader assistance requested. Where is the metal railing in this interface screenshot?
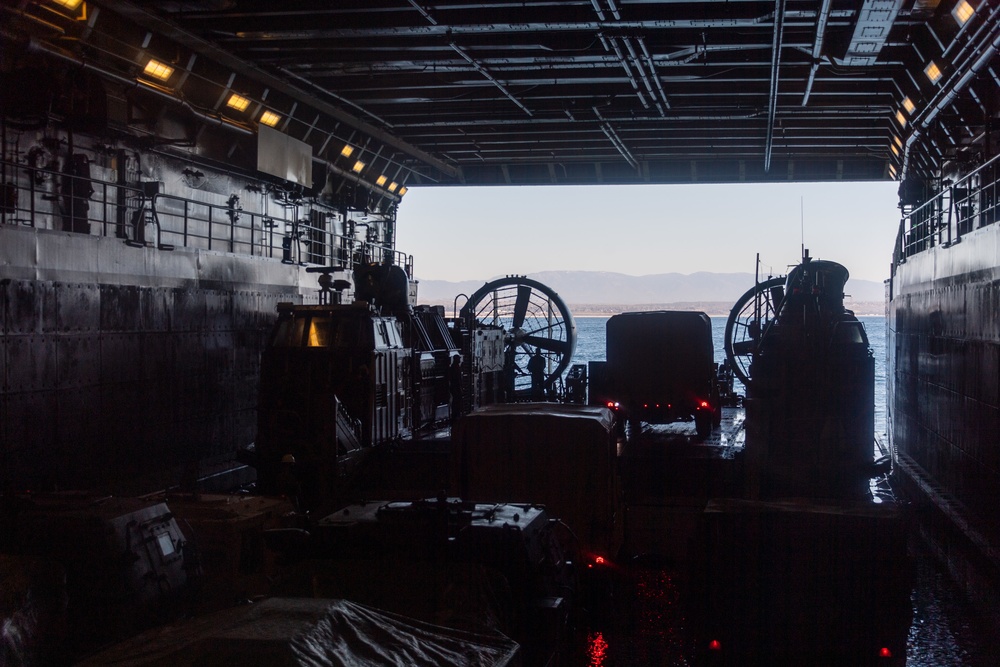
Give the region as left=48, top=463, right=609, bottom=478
left=0, top=158, right=413, bottom=277
left=894, top=153, right=1000, bottom=269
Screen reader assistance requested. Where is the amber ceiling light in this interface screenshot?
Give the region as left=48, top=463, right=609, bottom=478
left=352, top=160, right=365, bottom=173
left=142, top=59, right=174, bottom=82
left=340, top=145, right=355, bottom=158
left=924, top=61, right=943, bottom=84
left=226, top=93, right=251, bottom=112
left=953, top=0, right=975, bottom=26
left=259, top=110, right=281, bottom=127
left=376, top=175, right=388, bottom=186
left=51, top=0, right=84, bottom=9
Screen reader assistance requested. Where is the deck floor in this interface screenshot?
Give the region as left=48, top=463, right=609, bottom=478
left=350, top=404, right=998, bottom=665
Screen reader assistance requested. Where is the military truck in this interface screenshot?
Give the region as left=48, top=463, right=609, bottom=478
left=590, top=310, right=721, bottom=438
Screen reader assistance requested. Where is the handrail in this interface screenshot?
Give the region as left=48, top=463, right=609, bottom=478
left=0, top=158, right=413, bottom=279
left=893, top=152, right=1000, bottom=271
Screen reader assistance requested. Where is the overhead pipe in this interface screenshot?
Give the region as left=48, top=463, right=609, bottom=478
left=590, top=1, right=652, bottom=111
left=413, top=0, right=534, bottom=120
left=406, top=0, right=437, bottom=26
left=903, top=5, right=1000, bottom=177
left=108, top=0, right=459, bottom=179
left=594, top=106, right=638, bottom=170
left=1, top=5, right=67, bottom=35
left=21, top=35, right=254, bottom=136
left=604, top=0, right=622, bottom=22
left=622, top=37, right=664, bottom=116
left=590, top=0, right=607, bottom=22
left=638, top=37, right=671, bottom=110
left=622, top=37, right=656, bottom=98
left=450, top=43, right=534, bottom=117
left=607, top=36, right=650, bottom=109
left=764, top=0, right=788, bottom=173
left=801, top=0, right=833, bottom=106
left=238, top=13, right=829, bottom=41
left=598, top=124, right=639, bottom=170
left=276, top=65, right=397, bottom=133
left=588, top=0, right=612, bottom=52
left=396, top=107, right=900, bottom=129
left=15, top=30, right=420, bottom=199
left=314, top=155, right=401, bottom=205
left=657, top=42, right=781, bottom=65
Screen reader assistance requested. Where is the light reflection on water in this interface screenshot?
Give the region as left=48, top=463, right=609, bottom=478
left=906, top=540, right=1000, bottom=667
left=586, top=631, right=608, bottom=666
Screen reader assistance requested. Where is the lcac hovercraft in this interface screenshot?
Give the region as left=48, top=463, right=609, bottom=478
left=254, top=268, right=579, bottom=512
left=723, top=253, right=887, bottom=501
left=690, top=254, right=910, bottom=667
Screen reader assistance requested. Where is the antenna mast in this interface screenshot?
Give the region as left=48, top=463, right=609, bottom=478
left=800, top=196, right=805, bottom=261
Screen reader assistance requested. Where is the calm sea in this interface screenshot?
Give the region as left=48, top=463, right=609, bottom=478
left=569, top=315, right=887, bottom=439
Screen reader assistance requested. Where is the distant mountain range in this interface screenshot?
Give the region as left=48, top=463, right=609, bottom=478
left=414, top=270, right=885, bottom=314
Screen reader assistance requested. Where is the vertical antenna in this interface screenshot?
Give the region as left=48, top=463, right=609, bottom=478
left=800, top=196, right=805, bottom=261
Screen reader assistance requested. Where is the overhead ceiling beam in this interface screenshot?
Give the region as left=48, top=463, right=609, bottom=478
left=27, top=0, right=931, bottom=185
left=104, top=0, right=459, bottom=179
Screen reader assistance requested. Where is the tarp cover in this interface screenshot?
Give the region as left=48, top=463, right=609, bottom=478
left=77, top=597, right=519, bottom=666
left=451, top=403, right=622, bottom=557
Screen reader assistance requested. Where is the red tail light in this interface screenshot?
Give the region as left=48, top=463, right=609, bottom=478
left=586, top=553, right=611, bottom=569
left=708, top=639, right=722, bottom=651
left=879, top=647, right=893, bottom=659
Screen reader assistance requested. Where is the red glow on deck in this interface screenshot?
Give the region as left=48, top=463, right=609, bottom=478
left=699, top=400, right=710, bottom=408
left=587, top=631, right=608, bottom=666
left=708, top=639, right=722, bottom=651
left=879, top=647, right=893, bottom=658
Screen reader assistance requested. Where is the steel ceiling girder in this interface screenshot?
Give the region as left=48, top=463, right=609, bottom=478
left=14, top=0, right=983, bottom=184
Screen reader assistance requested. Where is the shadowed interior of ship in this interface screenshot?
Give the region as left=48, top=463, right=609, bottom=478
left=2, top=1, right=1000, bottom=665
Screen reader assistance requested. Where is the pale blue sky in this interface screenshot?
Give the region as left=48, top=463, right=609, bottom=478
left=395, top=181, right=901, bottom=284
